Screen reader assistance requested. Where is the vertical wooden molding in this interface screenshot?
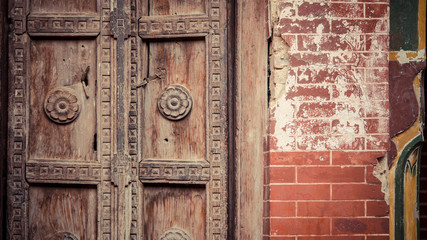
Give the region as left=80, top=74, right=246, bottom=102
left=0, top=0, right=8, bottom=239
left=235, top=0, right=268, bottom=239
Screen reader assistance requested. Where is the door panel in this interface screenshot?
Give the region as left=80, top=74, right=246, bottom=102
left=142, top=40, right=206, bottom=160
left=8, top=0, right=229, bottom=239
left=29, top=39, right=97, bottom=161
left=29, top=185, right=97, bottom=240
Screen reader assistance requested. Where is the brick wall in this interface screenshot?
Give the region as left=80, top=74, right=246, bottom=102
left=266, top=0, right=390, bottom=239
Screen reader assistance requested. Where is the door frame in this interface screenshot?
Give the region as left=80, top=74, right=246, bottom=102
left=0, top=0, right=268, bottom=239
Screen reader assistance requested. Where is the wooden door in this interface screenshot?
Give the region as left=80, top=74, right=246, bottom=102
left=7, top=0, right=229, bottom=239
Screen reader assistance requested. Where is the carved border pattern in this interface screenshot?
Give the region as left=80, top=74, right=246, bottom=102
left=27, top=16, right=100, bottom=36
left=129, top=0, right=138, bottom=238
left=100, top=0, right=112, bottom=239
left=208, top=1, right=227, bottom=239
left=8, top=0, right=27, bottom=239
left=26, top=163, right=101, bottom=182
left=138, top=16, right=210, bottom=38
left=139, top=162, right=210, bottom=182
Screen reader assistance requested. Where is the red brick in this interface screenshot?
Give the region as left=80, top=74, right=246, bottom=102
left=331, top=19, right=388, bottom=34
left=366, top=236, right=389, bottom=240
left=271, top=184, right=330, bottom=200
left=297, top=67, right=337, bottom=84
left=286, top=85, right=330, bottom=101
left=297, top=135, right=329, bottom=151
left=298, top=35, right=364, bottom=52
left=332, top=151, right=385, bottom=165
left=332, top=84, right=363, bottom=99
left=332, top=183, right=384, bottom=200
left=270, top=237, right=296, bottom=240
left=270, top=167, right=295, bottom=183
left=367, top=200, right=389, bottom=216
left=270, top=202, right=296, bottom=217
left=331, top=51, right=360, bottom=66
left=366, top=4, right=388, bottom=18
left=281, top=34, right=297, bottom=50
left=271, top=218, right=330, bottom=235
left=263, top=218, right=270, bottom=235
left=363, top=84, right=389, bottom=101
left=366, top=135, right=390, bottom=150
left=298, top=166, right=365, bottom=183
left=332, top=217, right=389, bottom=234
left=296, top=102, right=336, bottom=118
left=366, top=165, right=382, bottom=184
left=299, top=236, right=364, bottom=240
left=358, top=53, right=388, bottom=68
left=366, top=35, right=389, bottom=52
left=278, top=2, right=296, bottom=17
left=298, top=2, right=330, bottom=18
left=295, top=119, right=330, bottom=135
left=270, top=151, right=330, bottom=165
left=336, top=102, right=364, bottom=118
left=298, top=201, right=364, bottom=217
left=279, top=19, right=330, bottom=34
left=364, top=101, right=389, bottom=118
left=363, top=119, right=389, bottom=134
left=290, top=53, right=329, bottom=67
left=329, top=135, right=365, bottom=151
left=330, top=3, right=364, bottom=18
left=366, top=68, right=388, bottom=83
left=331, top=119, right=361, bottom=135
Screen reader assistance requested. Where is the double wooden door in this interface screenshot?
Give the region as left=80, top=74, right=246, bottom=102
left=7, top=0, right=229, bottom=239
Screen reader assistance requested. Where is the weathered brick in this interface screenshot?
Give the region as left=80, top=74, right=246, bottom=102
left=278, top=2, right=296, bottom=18
left=332, top=84, right=363, bottom=99
left=279, top=19, right=330, bottom=34
left=270, top=201, right=296, bottom=217
left=366, top=165, right=382, bottom=184
left=271, top=184, right=330, bottom=200
left=297, top=135, right=329, bottom=151
left=329, top=135, right=365, bottom=150
left=366, top=134, right=390, bottom=150
left=298, top=35, right=365, bottom=52
left=363, top=118, right=389, bottom=133
left=297, top=166, right=365, bottom=183
left=331, top=19, right=388, bottom=34
left=332, top=218, right=389, bottom=234
left=270, top=167, right=295, bottom=183
left=358, top=53, right=388, bottom=68
left=290, top=52, right=330, bottom=67
left=286, top=85, right=330, bottom=101
left=332, top=183, right=384, bottom=200
left=331, top=119, right=362, bottom=135
left=366, top=236, right=390, bottom=240
left=367, top=200, right=389, bottom=216
left=297, top=67, right=338, bottom=84
left=364, top=101, right=389, bottom=117
left=365, top=3, right=389, bottom=18
left=298, top=2, right=330, bottom=18
left=271, top=218, right=330, bottom=235
left=366, top=68, right=388, bottom=83
left=299, top=237, right=364, bottom=240
left=330, top=3, right=364, bottom=18
left=366, top=35, right=389, bottom=51
left=270, top=237, right=296, bottom=240
left=295, top=119, right=330, bottom=135
left=296, top=102, right=336, bottom=118
left=298, top=201, right=365, bottom=217
left=270, top=152, right=330, bottom=165
left=332, top=151, right=385, bottom=165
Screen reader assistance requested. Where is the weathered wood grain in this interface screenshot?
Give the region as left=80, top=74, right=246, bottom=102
left=149, top=0, right=206, bottom=16
left=235, top=0, right=267, bottom=239
left=29, top=40, right=97, bottom=161
left=30, top=0, right=97, bottom=14
left=142, top=40, right=206, bottom=161
left=143, top=184, right=206, bottom=240
left=29, top=185, right=97, bottom=240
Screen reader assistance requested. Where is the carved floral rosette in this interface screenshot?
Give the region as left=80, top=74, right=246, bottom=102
left=157, top=85, right=193, bottom=121
left=47, top=231, right=79, bottom=240
left=159, top=228, right=192, bottom=240
left=44, top=87, right=81, bottom=124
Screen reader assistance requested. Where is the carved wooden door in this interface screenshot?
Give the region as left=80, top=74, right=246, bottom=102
left=7, top=0, right=229, bottom=239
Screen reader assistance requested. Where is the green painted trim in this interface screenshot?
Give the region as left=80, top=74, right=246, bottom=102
left=390, top=0, right=419, bottom=51
left=395, top=134, right=423, bottom=240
